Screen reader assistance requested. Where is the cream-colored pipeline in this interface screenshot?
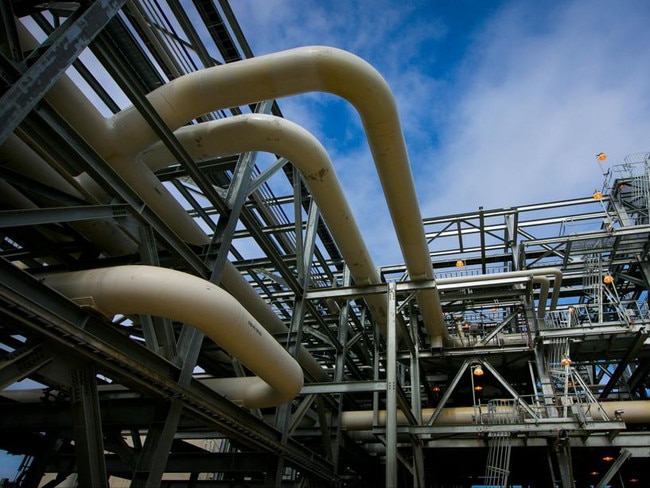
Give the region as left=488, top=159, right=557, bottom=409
left=437, top=268, right=563, bottom=319
left=43, top=265, right=303, bottom=408
left=49, top=45, right=447, bottom=342
left=139, top=114, right=390, bottom=327
left=16, top=30, right=327, bottom=383
left=340, top=400, right=650, bottom=431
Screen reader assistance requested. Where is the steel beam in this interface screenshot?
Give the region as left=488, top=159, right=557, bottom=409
left=0, top=342, right=52, bottom=390
left=0, top=258, right=336, bottom=482
left=0, top=205, right=129, bottom=228
left=599, top=330, right=649, bottom=399
left=0, top=0, right=22, bottom=61
left=0, top=0, right=126, bottom=145
left=71, top=364, right=108, bottom=488
left=596, top=448, right=632, bottom=488
left=20, top=104, right=210, bottom=277
left=385, top=282, right=398, bottom=487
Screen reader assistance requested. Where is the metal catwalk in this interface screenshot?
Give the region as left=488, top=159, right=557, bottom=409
left=0, top=1, right=649, bottom=487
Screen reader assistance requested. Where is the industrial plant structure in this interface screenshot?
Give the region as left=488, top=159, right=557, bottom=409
left=0, top=1, right=649, bottom=487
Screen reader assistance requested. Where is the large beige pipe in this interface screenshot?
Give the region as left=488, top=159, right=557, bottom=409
left=64, top=45, right=446, bottom=342
left=2, top=122, right=326, bottom=384
left=15, top=25, right=327, bottom=382
left=219, top=262, right=328, bottom=382
left=42, top=265, right=303, bottom=408
left=139, top=114, right=389, bottom=327
left=340, top=400, right=650, bottom=431
left=38, top=40, right=448, bottom=342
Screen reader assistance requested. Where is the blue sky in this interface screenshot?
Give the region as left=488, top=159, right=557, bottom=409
left=3, top=0, right=649, bottom=480
left=229, top=0, right=650, bottom=266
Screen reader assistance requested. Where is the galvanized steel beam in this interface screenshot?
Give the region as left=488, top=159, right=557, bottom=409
left=0, top=0, right=126, bottom=145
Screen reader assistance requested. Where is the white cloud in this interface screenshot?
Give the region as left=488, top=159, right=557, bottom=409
left=421, top=0, right=650, bottom=217
left=231, top=0, right=650, bottom=266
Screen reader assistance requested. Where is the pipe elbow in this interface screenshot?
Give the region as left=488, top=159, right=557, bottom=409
left=43, top=265, right=303, bottom=408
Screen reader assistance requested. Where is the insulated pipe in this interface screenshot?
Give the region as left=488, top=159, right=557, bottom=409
left=2, top=122, right=327, bottom=383
left=533, top=276, right=550, bottom=318
left=35, top=40, right=446, bottom=341
left=1, top=135, right=86, bottom=199
left=437, top=268, right=563, bottom=319
left=339, top=400, right=650, bottom=431
left=219, top=261, right=329, bottom=382
left=42, top=265, right=303, bottom=408
left=91, top=45, right=446, bottom=342
left=36, top=41, right=448, bottom=340
left=138, top=114, right=388, bottom=327
left=3, top=386, right=648, bottom=428
left=15, top=25, right=327, bottom=381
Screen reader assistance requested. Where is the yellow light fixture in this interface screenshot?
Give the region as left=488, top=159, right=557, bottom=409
left=602, top=456, right=614, bottom=462
left=474, top=385, right=483, bottom=391
left=597, top=153, right=607, bottom=162
left=629, top=478, right=638, bottom=483
left=603, top=274, right=614, bottom=284
left=455, top=259, right=465, bottom=267
left=590, top=471, right=599, bottom=476
left=432, top=385, right=441, bottom=393
left=473, top=365, right=484, bottom=376
left=561, top=358, right=572, bottom=367
left=593, top=189, right=603, bottom=200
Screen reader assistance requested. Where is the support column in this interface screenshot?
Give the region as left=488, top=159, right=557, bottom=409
left=532, top=295, right=559, bottom=420
left=130, top=327, right=204, bottom=488
left=385, top=282, right=398, bottom=486
left=71, top=364, right=108, bottom=488
left=274, top=191, right=321, bottom=486
left=273, top=293, right=309, bottom=486
left=548, top=436, right=574, bottom=488
left=409, top=304, right=425, bottom=488
left=138, top=225, right=177, bottom=360
left=596, top=449, right=631, bottom=488
left=331, top=266, right=352, bottom=477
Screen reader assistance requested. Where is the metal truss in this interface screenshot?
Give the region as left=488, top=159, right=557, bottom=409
left=0, top=2, right=649, bottom=488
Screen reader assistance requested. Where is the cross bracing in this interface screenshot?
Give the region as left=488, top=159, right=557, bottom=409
left=0, top=2, right=649, bottom=487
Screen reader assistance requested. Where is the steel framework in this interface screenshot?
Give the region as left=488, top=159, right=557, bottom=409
left=0, top=2, right=649, bottom=487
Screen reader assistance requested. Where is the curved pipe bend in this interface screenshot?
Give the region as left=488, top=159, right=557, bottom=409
left=43, top=44, right=446, bottom=340
left=108, top=46, right=445, bottom=342
left=140, top=114, right=391, bottom=328
left=43, top=265, right=303, bottom=408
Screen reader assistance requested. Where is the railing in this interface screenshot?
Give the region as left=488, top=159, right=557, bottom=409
left=542, top=300, right=648, bottom=330
left=478, top=399, right=521, bottom=425
left=605, top=153, right=650, bottom=226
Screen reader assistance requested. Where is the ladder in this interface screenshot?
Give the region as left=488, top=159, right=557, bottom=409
left=484, top=431, right=512, bottom=488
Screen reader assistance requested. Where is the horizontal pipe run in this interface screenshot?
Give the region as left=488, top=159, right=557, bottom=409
left=43, top=265, right=303, bottom=408
left=340, top=400, right=650, bottom=431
